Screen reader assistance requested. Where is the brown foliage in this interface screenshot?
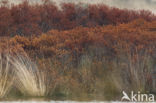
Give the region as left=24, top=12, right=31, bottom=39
left=0, top=19, right=155, bottom=59
left=0, top=1, right=155, bottom=36
left=0, top=19, right=155, bottom=99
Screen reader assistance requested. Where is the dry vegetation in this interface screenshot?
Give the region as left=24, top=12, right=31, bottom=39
left=11, top=55, right=49, bottom=97
left=0, top=55, right=14, bottom=98
left=0, top=0, right=155, bottom=101
left=0, top=0, right=155, bottom=36
left=0, top=19, right=155, bottom=100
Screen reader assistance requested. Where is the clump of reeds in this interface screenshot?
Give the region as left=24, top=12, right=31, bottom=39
left=11, top=55, right=49, bottom=97
left=110, top=46, right=153, bottom=92
left=0, top=54, right=14, bottom=98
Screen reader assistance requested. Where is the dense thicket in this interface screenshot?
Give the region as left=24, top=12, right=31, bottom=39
left=0, top=0, right=156, bottom=100
left=0, top=19, right=155, bottom=59
left=0, top=0, right=155, bottom=36
left=0, top=15, right=156, bottom=100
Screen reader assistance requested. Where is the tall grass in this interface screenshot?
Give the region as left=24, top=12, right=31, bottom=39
left=110, top=46, right=153, bottom=93
left=11, top=55, right=49, bottom=97
left=0, top=54, right=14, bottom=98
left=0, top=47, right=154, bottom=100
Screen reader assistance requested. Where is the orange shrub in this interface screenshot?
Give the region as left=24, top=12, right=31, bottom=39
left=0, top=19, right=153, bottom=60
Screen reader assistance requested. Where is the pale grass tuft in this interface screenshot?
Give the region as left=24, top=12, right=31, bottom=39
left=0, top=54, right=14, bottom=98
left=11, top=55, right=48, bottom=97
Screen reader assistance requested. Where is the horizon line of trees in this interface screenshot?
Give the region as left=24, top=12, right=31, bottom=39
left=0, top=0, right=156, bottom=36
